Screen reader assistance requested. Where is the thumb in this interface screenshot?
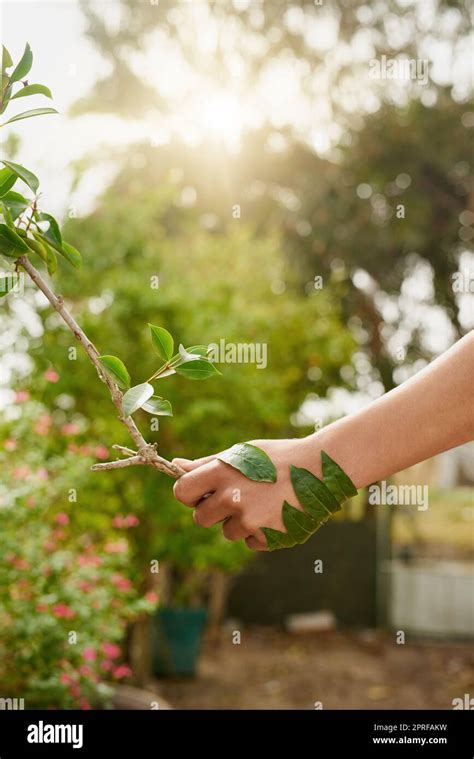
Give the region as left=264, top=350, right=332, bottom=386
left=172, top=454, right=217, bottom=472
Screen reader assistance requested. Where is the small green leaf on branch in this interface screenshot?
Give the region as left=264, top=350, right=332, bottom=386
left=98, top=355, right=131, bottom=390
left=122, top=382, right=154, bottom=417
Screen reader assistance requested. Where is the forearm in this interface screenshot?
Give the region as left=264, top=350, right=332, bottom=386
left=311, top=332, right=474, bottom=489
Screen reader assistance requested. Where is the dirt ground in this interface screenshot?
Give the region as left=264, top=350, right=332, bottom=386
left=157, top=628, right=474, bottom=710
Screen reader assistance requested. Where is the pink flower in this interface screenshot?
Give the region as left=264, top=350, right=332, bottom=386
left=52, top=528, right=66, bottom=541
left=36, top=603, right=48, bottom=613
left=83, top=647, right=96, bottom=662
left=36, top=468, right=49, bottom=481
left=53, top=604, right=75, bottom=619
left=102, top=642, right=121, bottom=659
left=113, top=514, right=140, bottom=529
left=55, top=512, right=69, bottom=526
left=94, top=445, right=109, bottom=460
left=104, top=540, right=128, bottom=554
left=101, top=659, right=113, bottom=672
left=60, top=673, right=73, bottom=685
left=44, top=368, right=59, bottom=383
left=125, top=514, right=139, bottom=527
left=61, top=423, right=80, bottom=436
left=78, top=555, right=102, bottom=567
left=15, top=390, right=29, bottom=403
left=112, top=574, right=132, bottom=592
left=79, top=698, right=91, bottom=710
left=145, top=590, right=158, bottom=605
left=4, top=438, right=16, bottom=451
left=13, top=557, right=29, bottom=570
left=79, top=664, right=93, bottom=677
left=13, top=465, right=31, bottom=480
left=34, top=415, right=52, bottom=436
left=112, top=664, right=132, bottom=680
left=69, top=683, right=81, bottom=699
left=78, top=580, right=94, bottom=592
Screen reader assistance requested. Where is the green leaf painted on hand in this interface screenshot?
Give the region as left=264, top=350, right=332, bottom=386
left=0, top=160, right=39, bottom=193
left=0, top=222, right=29, bottom=256
left=282, top=500, right=320, bottom=544
left=175, top=358, right=221, bottom=380
left=321, top=450, right=357, bottom=500
left=259, top=451, right=358, bottom=552
left=218, top=442, right=277, bottom=483
left=2, top=107, right=58, bottom=126
left=122, top=382, right=154, bottom=417
left=10, top=43, right=33, bottom=82
left=290, top=464, right=341, bottom=517
left=149, top=324, right=174, bottom=362
left=11, top=83, right=52, bottom=100
left=0, top=168, right=16, bottom=198
left=98, top=355, right=131, bottom=390
left=260, top=527, right=296, bottom=550
left=142, top=396, right=173, bottom=416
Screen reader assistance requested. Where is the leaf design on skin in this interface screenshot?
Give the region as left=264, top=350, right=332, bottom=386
left=321, top=451, right=358, bottom=501
left=218, top=443, right=277, bottom=483
left=261, top=451, right=358, bottom=552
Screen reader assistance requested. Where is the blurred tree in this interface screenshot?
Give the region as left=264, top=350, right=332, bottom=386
left=72, top=0, right=472, bottom=395
left=7, top=170, right=355, bottom=604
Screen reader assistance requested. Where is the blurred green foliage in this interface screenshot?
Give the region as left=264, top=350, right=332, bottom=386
left=23, top=175, right=355, bottom=602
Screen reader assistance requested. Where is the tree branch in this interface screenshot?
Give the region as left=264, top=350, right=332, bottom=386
left=17, top=255, right=185, bottom=479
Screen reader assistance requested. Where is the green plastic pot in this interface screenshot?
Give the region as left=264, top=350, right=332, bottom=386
left=152, top=607, right=207, bottom=677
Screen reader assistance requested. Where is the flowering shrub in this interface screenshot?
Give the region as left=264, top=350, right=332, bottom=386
left=0, top=398, right=157, bottom=708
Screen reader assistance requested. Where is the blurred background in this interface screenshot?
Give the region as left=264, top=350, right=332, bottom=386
left=0, top=0, right=473, bottom=710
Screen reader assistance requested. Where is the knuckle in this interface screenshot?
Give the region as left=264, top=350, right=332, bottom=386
left=193, top=507, right=208, bottom=527
left=240, top=518, right=258, bottom=535
left=222, top=521, right=238, bottom=541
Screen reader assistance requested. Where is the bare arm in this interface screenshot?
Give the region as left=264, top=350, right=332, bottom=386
left=316, top=330, right=474, bottom=489
left=172, top=332, right=474, bottom=550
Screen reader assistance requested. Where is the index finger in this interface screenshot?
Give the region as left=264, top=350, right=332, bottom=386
left=173, top=459, right=226, bottom=507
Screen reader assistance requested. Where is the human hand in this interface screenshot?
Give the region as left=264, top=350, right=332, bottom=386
left=172, top=437, right=322, bottom=551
